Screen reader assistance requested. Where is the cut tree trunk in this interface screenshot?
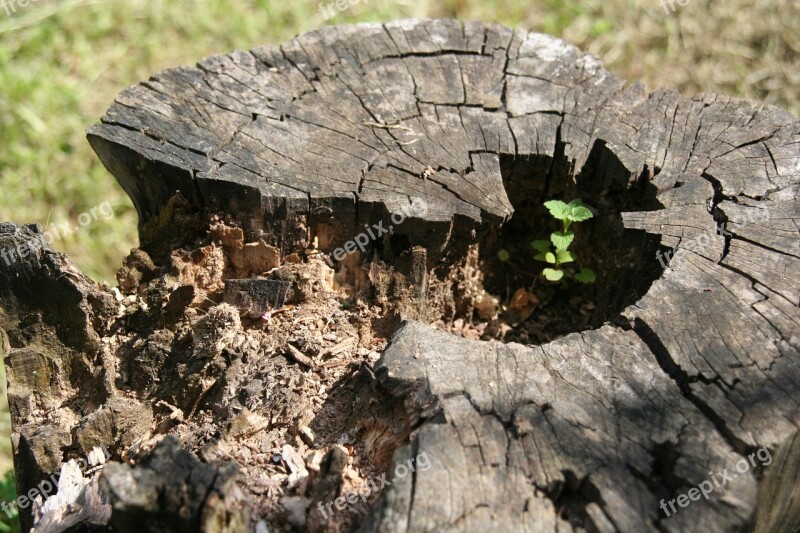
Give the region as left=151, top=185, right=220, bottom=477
left=2, top=18, right=799, bottom=533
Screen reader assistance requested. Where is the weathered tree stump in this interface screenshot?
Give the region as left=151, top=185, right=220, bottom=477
left=2, top=18, right=799, bottom=533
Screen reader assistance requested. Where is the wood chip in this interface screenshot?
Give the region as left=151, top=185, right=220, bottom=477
left=285, top=344, right=316, bottom=369
left=326, top=337, right=356, bottom=356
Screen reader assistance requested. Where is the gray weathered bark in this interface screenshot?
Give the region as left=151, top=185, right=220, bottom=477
left=1, top=18, right=798, bottom=532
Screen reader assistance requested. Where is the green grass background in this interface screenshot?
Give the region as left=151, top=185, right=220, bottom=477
left=0, top=0, right=797, bottom=529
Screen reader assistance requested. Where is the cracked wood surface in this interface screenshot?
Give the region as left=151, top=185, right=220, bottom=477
left=31, top=17, right=800, bottom=532
left=373, top=322, right=755, bottom=532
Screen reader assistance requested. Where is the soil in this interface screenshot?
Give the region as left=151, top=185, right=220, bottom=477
left=426, top=154, right=666, bottom=347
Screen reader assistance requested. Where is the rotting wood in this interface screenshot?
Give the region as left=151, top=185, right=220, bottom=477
left=0, top=18, right=798, bottom=533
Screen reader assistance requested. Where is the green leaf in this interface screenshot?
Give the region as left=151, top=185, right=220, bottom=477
left=557, top=250, right=575, bottom=263
left=531, top=240, right=551, bottom=252
left=569, top=206, right=593, bottom=222
left=542, top=268, right=564, bottom=281
left=545, top=252, right=557, bottom=264
left=575, top=268, right=596, bottom=283
left=544, top=200, right=570, bottom=220
left=567, top=200, right=593, bottom=222
left=550, top=231, right=574, bottom=250
left=534, top=252, right=548, bottom=262
left=497, top=249, right=510, bottom=262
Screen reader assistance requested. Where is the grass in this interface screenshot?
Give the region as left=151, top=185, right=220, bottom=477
left=0, top=0, right=796, bottom=528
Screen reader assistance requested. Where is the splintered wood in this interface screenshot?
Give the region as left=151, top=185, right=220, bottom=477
left=1, top=18, right=797, bottom=533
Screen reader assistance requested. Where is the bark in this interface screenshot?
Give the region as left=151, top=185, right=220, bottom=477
left=1, top=18, right=798, bottom=533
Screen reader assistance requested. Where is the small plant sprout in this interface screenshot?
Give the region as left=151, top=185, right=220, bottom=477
left=532, top=199, right=596, bottom=284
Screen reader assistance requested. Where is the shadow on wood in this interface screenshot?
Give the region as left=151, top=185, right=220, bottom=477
left=1, top=18, right=798, bottom=533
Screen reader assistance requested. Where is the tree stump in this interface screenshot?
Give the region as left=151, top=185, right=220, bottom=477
left=2, top=18, right=799, bottom=532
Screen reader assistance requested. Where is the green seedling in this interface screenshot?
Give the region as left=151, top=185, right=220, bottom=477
left=532, top=199, right=596, bottom=284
